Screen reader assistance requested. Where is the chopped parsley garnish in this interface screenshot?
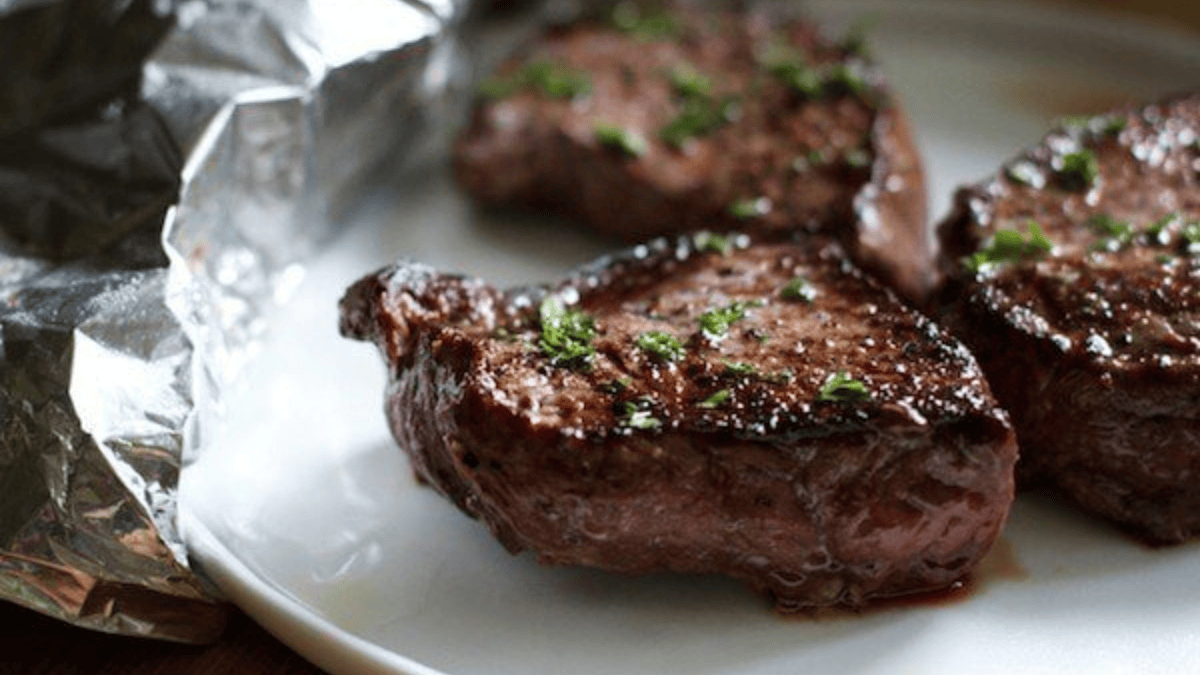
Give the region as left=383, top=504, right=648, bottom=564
left=1146, top=212, right=1178, bottom=244
left=697, top=301, right=751, bottom=340
left=601, top=377, right=633, bottom=394
left=762, top=49, right=873, bottom=103
left=823, top=63, right=870, bottom=98
left=722, top=360, right=756, bottom=376
left=479, top=60, right=591, bottom=100
left=817, top=371, right=870, bottom=403
left=1103, top=116, right=1128, bottom=136
left=1183, top=222, right=1200, bottom=252
left=635, top=330, right=686, bottom=362
left=1088, top=213, right=1135, bottom=252
left=617, top=399, right=660, bottom=430
left=595, top=122, right=648, bottom=158
left=764, top=368, right=794, bottom=385
left=538, top=296, right=596, bottom=369
left=477, top=76, right=519, bottom=99
left=769, top=60, right=823, bottom=99
left=1004, top=161, right=1042, bottom=187
left=660, top=94, right=739, bottom=147
left=729, top=197, right=771, bottom=219
left=1059, top=114, right=1126, bottom=137
left=843, top=148, right=871, bottom=168
left=964, top=221, right=1054, bottom=273
left=693, top=231, right=733, bottom=255
left=669, top=63, right=713, bottom=98
left=697, top=389, right=731, bottom=409
left=780, top=277, right=817, bottom=302
left=1055, top=150, right=1099, bottom=191
left=611, top=1, right=680, bottom=40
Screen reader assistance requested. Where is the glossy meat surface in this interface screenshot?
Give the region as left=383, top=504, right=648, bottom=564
left=453, top=1, right=931, bottom=301
left=341, top=237, right=1016, bottom=610
left=934, top=93, right=1200, bottom=544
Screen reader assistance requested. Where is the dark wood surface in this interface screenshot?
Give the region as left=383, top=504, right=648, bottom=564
left=0, top=602, right=327, bottom=675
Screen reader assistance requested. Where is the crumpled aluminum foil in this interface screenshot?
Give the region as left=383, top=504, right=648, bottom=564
left=0, top=0, right=463, bottom=643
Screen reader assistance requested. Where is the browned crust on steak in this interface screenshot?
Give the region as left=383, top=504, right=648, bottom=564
left=341, top=236, right=1016, bottom=610
left=453, top=1, right=931, bottom=302
left=933, top=92, right=1200, bottom=544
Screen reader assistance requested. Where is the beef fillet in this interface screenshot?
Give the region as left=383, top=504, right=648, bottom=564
left=933, top=93, right=1200, bottom=544
left=453, top=1, right=932, bottom=302
left=340, top=235, right=1016, bottom=610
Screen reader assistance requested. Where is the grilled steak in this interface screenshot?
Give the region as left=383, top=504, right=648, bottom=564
left=453, top=1, right=932, bottom=302
left=340, top=235, right=1016, bottom=610
left=933, top=93, right=1200, bottom=544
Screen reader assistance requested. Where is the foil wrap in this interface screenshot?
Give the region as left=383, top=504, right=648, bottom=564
left=0, top=0, right=462, bottom=643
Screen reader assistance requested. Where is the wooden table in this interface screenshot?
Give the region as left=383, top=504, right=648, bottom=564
left=0, top=602, right=326, bottom=675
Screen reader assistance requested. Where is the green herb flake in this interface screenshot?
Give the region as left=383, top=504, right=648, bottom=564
left=817, top=371, right=870, bottom=403
left=538, top=296, right=596, bottom=369
left=770, top=60, right=824, bottom=99
left=1055, top=150, right=1100, bottom=192
left=697, top=301, right=751, bottom=340
left=780, top=277, right=817, bottom=302
left=722, top=360, right=757, bottom=376
left=697, top=389, right=731, bottom=409
left=1183, top=222, right=1200, bottom=253
left=481, top=60, right=592, bottom=101
left=602, top=377, right=633, bottom=395
left=1088, top=213, right=1135, bottom=252
left=635, top=330, right=686, bottom=362
left=1057, top=115, right=1092, bottom=131
left=1103, top=116, right=1128, bottom=136
left=669, top=63, right=713, bottom=98
left=729, top=197, right=771, bottom=219
left=1004, top=161, right=1042, bottom=188
left=491, top=326, right=517, bottom=342
left=1146, top=212, right=1178, bottom=245
left=760, top=43, right=876, bottom=104
left=530, top=61, right=592, bottom=99
left=595, top=122, right=648, bottom=158
left=618, top=400, right=660, bottom=430
left=694, top=231, right=733, bottom=255
left=823, top=63, right=870, bottom=98
left=844, top=148, right=871, bottom=168
left=611, top=1, right=680, bottom=40
left=477, top=76, right=520, bottom=99
left=756, top=40, right=803, bottom=70
left=765, top=369, right=794, bottom=385
left=660, top=94, right=739, bottom=147
left=964, top=221, right=1054, bottom=273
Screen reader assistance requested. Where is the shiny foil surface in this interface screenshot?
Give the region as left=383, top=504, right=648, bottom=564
left=0, top=0, right=462, bottom=642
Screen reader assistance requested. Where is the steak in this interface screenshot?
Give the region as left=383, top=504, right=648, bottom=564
left=340, top=235, right=1016, bottom=610
left=932, top=93, right=1200, bottom=544
left=453, top=1, right=932, bottom=302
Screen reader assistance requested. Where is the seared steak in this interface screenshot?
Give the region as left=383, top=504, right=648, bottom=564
left=933, top=93, right=1200, bottom=544
left=453, top=1, right=932, bottom=302
left=340, top=235, right=1015, bottom=610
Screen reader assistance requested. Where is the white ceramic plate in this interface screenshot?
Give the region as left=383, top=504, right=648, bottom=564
left=180, top=3, right=1200, bottom=674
